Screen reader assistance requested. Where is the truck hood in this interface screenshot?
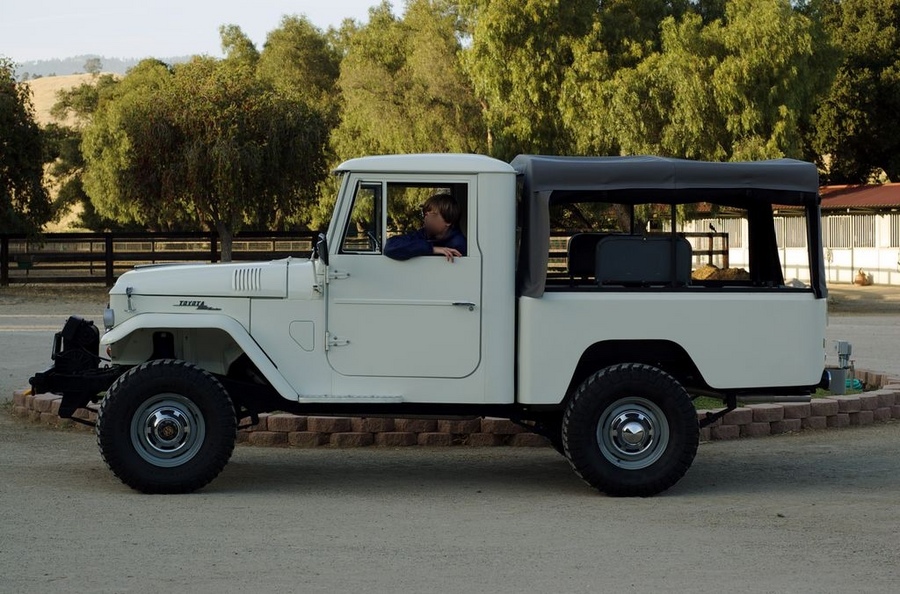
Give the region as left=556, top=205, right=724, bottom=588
left=109, top=258, right=291, bottom=298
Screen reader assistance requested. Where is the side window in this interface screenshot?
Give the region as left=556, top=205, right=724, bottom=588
left=386, top=182, right=468, bottom=251
left=340, top=182, right=383, bottom=254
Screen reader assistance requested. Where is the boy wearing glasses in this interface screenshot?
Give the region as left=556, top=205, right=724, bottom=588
left=384, top=194, right=467, bottom=262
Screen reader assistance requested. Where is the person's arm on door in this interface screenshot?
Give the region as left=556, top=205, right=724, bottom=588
left=385, top=193, right=467, bottom=262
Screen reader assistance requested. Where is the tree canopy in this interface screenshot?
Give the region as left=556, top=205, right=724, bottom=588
left=7, top=0, right=897, bottom=243
left=813, top=0, right=900, bottom=182
left=81, top=52, right=330, bottom=260
left=333, top=0, right=486, bottom=158
left=1, top=56, right=51, bottom=234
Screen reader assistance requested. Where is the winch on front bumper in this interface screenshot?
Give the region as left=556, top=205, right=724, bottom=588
left=29, top=316, right=125, bottom=425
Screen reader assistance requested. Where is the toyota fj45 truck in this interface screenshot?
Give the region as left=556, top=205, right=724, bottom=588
left=31, top=154, right=829, bottom=496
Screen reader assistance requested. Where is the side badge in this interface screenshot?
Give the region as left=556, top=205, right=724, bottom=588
left=174, top=300, right=222, bottom=311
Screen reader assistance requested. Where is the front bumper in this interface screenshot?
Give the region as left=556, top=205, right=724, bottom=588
left=29, top=316, right=126, bottom=419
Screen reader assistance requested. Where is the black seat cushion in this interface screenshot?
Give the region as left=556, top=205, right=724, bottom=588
left=595, top=235, right=692, bottom=286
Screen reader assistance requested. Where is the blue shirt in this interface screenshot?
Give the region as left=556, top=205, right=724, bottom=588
left=384, top=227, right=467, bottom=261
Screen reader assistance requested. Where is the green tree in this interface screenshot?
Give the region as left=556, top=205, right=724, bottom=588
left=81, top=60, right=185, bottom=230
left=42, top=121, right=138, bottom=231
left=0, top=56, right=51, bottom=234
left=50, top=73, right=118, bottom=122
left=219, top=24, right=260, bottom=68
left=257, top=15, right=342, bottom=121
left=46, top=73, right=128, bottom=230
left=595, top=0, right=693, bottom=70
left=334, top=0, right=486, bottom=158
left=82, top=56, right=330, bottom=261
left=84, top=57, right=103, bottom=76
left=813, top=0, right=900, bottom=182
left=562, top=0, right=835, bottom=161
left=713, top=0, right=831, bottom=160
left=253, top=15, right=345, bottom=232
left=461, top=0, right=595, bottom=159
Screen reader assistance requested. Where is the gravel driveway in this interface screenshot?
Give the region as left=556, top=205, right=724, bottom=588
left=2, top=412, right=898, bottom=593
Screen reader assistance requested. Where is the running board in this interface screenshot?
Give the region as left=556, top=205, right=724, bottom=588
left=296, top=395, right=403, bottom=404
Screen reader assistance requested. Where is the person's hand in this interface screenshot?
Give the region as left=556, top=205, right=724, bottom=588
left=433, top=246, right=462, bottom=262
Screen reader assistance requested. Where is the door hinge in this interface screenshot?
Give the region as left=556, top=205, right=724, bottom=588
left=325, top=331, right=350, bottom=350
left=327, top=269, right=350, bottom=281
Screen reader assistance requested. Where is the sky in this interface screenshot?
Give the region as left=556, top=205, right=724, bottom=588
left=0, top=0, right=379, bottom=63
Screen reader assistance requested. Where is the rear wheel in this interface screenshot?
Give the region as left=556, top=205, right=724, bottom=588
left=562, top=363, right=698, bottom=497
left=97, top=359, right=236, bottom=494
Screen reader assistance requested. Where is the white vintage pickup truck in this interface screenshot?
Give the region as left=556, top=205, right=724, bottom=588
left=31, top=153, right=829, bottom=496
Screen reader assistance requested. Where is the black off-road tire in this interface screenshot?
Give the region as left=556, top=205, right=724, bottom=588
left=562, top=363, right=699, bottom=497
left=97, top=359, right=236, bottom=494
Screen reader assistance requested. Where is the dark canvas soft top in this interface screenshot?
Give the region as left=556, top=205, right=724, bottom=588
left=510, top=154, right=824, bottom=298
left=510, top=154, right=820, bottom=199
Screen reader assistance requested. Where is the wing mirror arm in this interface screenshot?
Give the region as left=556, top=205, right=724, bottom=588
left=315, top=233, right=329, bottom=266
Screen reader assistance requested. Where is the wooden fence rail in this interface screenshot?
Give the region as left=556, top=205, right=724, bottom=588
left=0, top=231, right=318, bottom=287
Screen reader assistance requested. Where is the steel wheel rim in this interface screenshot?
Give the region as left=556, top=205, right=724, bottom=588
left=596, top=396, right=669, bottom=470
left=130, top=393, right=206, bottom=468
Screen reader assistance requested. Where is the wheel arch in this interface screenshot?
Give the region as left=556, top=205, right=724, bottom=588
left=101, top=313, right=297, bottom=401
left=564, top=339, right=709, bottom=404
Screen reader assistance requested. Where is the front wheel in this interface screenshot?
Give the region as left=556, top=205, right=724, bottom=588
left=97, top=359, right=236, bottom=494
left=562, top=363, right=699, bottom=497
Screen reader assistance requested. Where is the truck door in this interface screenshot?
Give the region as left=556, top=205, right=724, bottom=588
left=325, top=178, right=482, bottom=378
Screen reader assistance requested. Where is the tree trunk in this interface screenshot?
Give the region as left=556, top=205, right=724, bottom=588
left=613, top=204, right=633, bottom=233
left=215, top=220, right=234, bottom=263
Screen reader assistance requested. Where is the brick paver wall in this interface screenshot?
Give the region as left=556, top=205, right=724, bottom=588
left=10, top=368, right=900, bottom=447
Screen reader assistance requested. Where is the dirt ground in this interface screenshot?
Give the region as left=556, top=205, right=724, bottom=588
left=827, top=283, right=900, bottom=315
left=1, top=410, right=898, bottom=593
left=0, top=284, right=110, bottom=314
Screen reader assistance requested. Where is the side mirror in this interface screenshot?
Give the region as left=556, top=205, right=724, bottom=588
left=315, top=233, right=329, bottom=266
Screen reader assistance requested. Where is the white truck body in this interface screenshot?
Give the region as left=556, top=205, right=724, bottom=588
left=101, top=153, right=826, bottom=406
left=35, top=152, right=829, bottom=496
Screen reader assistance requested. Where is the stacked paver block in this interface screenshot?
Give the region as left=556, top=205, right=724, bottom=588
left=11, top=367, right=899, bottom=447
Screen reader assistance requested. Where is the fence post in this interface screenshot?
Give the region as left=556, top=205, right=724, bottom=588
left=1, top=236, right=8, bottom=287
left=723, top=234, right=729, bottom=269
left=104, top=233, right=114, bottom=286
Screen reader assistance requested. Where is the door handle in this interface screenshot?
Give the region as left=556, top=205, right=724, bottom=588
left=452, top=302, right=476, bottom=311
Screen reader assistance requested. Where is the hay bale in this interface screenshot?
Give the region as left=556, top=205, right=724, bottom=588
left=715, top=267, right=751, bottom=280
left=692, top=264, right=751, bottom=281
left=691, top=264, right=720, bottom=280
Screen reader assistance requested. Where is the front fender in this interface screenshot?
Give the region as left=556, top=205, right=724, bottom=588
left=101, top=313, right=297, bottom=401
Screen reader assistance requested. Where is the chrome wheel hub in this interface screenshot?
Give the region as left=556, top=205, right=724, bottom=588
left=130, top=394, right=206, bottom=468
left=597, top=397, right=669, bottom=470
